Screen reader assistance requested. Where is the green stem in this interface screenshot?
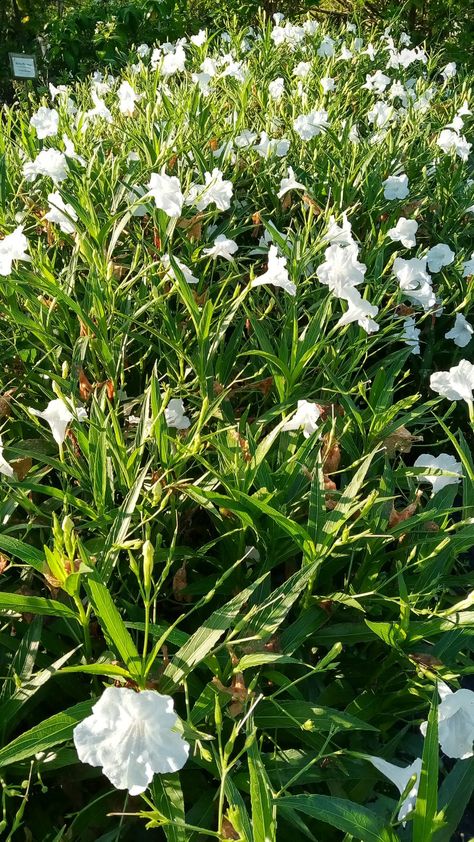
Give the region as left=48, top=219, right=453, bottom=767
left=74, top=596, right=92, bottom=662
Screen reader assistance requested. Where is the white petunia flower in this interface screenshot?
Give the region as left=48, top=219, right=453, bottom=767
left=445, top=313, right=473, bottom=348
left=317, top=35, right=335, bottom=57
left=147, top=171, right=184, bottom=218
left=383, top=174, right=409, bottom=200
left=437, top=129, right=472, bottom=162
left=293, top=109, right=329, bottom=140
left=185, top=168, right=233, bottom=212
left=367, top=756, right=422, bottom=822
left=0, top=435, right=14, bottom=478
left=402, top=316, right=420, bottom=354
left=137, top=43, right=150, bottom=58
left=0, top=226, right=30, bottom=276
left=45, top=192, right=78, bottom=234
left=162, top=45, right=187, bottom=76
left=441, top=61, right=457, bottom=80
left=420, top=682, right=474, bottom=759
left=23, top=148, right=68, bottom=184
left=363, top=70, right=391, bottom=93
left=392, top=257, right=435, bottom=311
left=387, top=217, right=418, bottom=248
left=165, top=398, right=191, bottom=430
left=30, top=106, right=59, bottom=139
left=323, top=213, right=354, bottom=247
left=277, top=167, right=305, bottom=198
left=430, top=359, right=474, bottom=405
left=337, top=287, right=379, bottom=334
left=162, top=254, right=198, bottom=285
left=117, top=81, right=141, bottom=116
left=203, top=234, right=238, bottom=260
left=426, top=243, right=455, bottom=273
left=317, top=243, right=366, bottom=297
left=29, top=398, right=86, bottom=446
left=253, top=132, right=290, bottom=158
left=293, top=61, right=311, bottom=79
left=268, top=78, right=285, bottom=100
left=320, top=76, right=335, bottom=93
left=282, top=400, right=321, bottom=438
left=190, top=29, right=207, bottom=47
left=234, top=130, right=257, bottom=148
left=252, top=245, right=296, bottom=296
left=463, top=253, right=474, bottom=277
left=414, top=453, right=462, bottom=494
left=73, top=686, right=189, bottom=794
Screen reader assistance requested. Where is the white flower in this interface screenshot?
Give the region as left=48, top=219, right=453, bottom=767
left=137, top=43, right=150, bottom=58
left=317, top=243, right=366, bottom=297
left=414, top=453, right=462, bottom=494
left=426, top=243, right=455, bottom=273
left=85, top=91, right=113, bottom=124
left=387, top=217, right=418, bottom=248
left=190, top=29, right=207, bottom=47
left=268, top=78, right=284, bottom=100
left=63, top=135, right=86, bottom=167
left=162, top=45, right=187, bottom=76
left=128, top=184, right=149, bottom=217
left=430, top=359, right=474, bottom=404
left=363, top=70, right=391, bottom=93
left=368, top=101, right=395, bottom=129
left=23, top=148, right=68, bottom=184
left=317, top=35, right=335, bottom=57
left=337, top=287, right=379, bottom=334
left=30, top=106, right=59, bottom=139
left=293, top=109, right=329, bottom=140
left=185, top=168, right=233, bottom=212
left=441, top=61, right=457, bottom=80
left=234, top=130, right=257, bottom=148
left=162, top=254, right=198, bottom=285
left=0, top=226, right=29, bottom=276
left=402, top=316, right=420, bottom=354
left=203, top=234, right=238, bottom=260
left=73, top=686, right=189, bottom=794
left=45, top=192, right=78, bottom=234
left=383, top=174, right=409, bottom=200
left=254, top=132, right=290, bottom=158
left=293, top=61, right=311, bottom=79
left=117, top=81, right=141, bottom=116
left=165, top=398, right=191, bottom=430
left=0, top=436, right=14, bottom=478
left=437, top=129, right=472, bottom=162
left=445, top=313, right=474, bottom=348
left=252, top=245, right=296, bottom=296
left=393, top=257, right=435, bottom=311
left=277, top=167, right=305, bottom=198
left=463, top=253, right=474, bottom=277
left=282, top=400, right=321, bottom=438
left=367, top=756, right=422, bottom=822
left=147, top=171, right=184, bottom=218
left=323, top=213, right=354, bottom=247
left=29, top=398, right=86, bottom=446
left=320, top=76, right=335, bottom=93
left=420, top=682, right=474, bottom=759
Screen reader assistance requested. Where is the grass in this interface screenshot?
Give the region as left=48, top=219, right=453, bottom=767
left=0, top=12, right=473, bottom=841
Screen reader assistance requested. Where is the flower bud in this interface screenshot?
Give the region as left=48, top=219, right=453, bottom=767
left=62, top=360, right=69, bottom=379
left=62, top=514, right=75, bottom=557
left=142, top=540, right=154, bottom=591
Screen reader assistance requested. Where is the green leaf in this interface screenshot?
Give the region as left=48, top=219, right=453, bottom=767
left=278, top=795, right=399, bottom=842
left=254, top=700, right=377, bottom=733
left=150, top=774, right=187, bottom=842
left=0, top=592, right=78, bottom=621
left=85, top=579, right=142, bottom=680
left=413, top=689, right=439, bottom=842
left=432, top=757, right=474, bottom=842
left=0, top=535, right=45, bottom=571
left=0, top=700, right=93, bottom=768
left=249, top=738, right=276, bottom=842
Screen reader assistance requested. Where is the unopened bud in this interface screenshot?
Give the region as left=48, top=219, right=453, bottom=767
left=62, top=515, right=75, bottom=557
left=62, top=360, right=69, bottom=379
left=142, top=540, right=154, bottom=591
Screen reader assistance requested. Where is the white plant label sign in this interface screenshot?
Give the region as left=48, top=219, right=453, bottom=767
left=9, top=53, right=37, bottom=79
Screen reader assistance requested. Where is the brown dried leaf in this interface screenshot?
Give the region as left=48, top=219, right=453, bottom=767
left=11, top=457, right=32, bottom=481
left=383, top=426, right=423, bottom=457
left=173, top=562, right=191, bottom=603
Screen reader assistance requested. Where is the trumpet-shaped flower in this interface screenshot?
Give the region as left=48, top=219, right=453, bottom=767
left=73, top=686, right=189, bottom=794
left=463, top=253, right=474, bottom=277
left=0, top=436, right=14, bottom=478
left=186, top=168, right=233, bottom=212
left=268, top=78, right=284, bottom=100
left=45, top=192, right=78, bottom=234
left=392, top=257, right=435, bottom=311
left=383, top=174, right=409, bottom=200
left=29, top=398, right=87, bottom=446
left=162, top=254, right=198, bottom=285
left=252, top=245, right=296, bottom=296
left=63, top=135, right=86, bottom=167
left=363, top=70, right=391, bottom=93
left=337, top=287, right=379, bottom=333
left=420, top=682, right=474, bottom=759
left=387, top=217, right=418, bottom=248
left=445, top=313, right=473, bottom=348
left=293, top=109, right=329, bottom=140
left=23, top=148, right=68, bottom=184
left=426, top=243, right=455, bottom=273
left=437, top=129, right=472, bottom=162
left=117, top=81, right=141, bottom=116
left=320, top=76, right=335, bottom=93
left=85, top=91, right=113, bottom=124
left=367, top=756, right=422, bottom=821
left=147, top=171, right=184, bottom=218
left=203, top=234, right=238, bottom=260
left=323, top=213, right=354, bottom=247
left=282, top=400, right=321, bottom=438
left=190, top=29, right=207, bottom=47
left=165, top=398, right=191, bottom=429
left=30, top=106, right=59, bottom=139
left=414, top=453, right=462, bottom=494
left=317, top=243, right=366, bottom=296
left=430, top=359, right=474, bottom=404
left=277, top=167, right=305, bottom=198
left=0, top=226, right=29, bottom=276
left=402, top=316, right=420, bottom=354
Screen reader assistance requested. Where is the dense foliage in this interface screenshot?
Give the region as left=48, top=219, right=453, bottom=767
left=0, top=12, right=473, bottom=841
